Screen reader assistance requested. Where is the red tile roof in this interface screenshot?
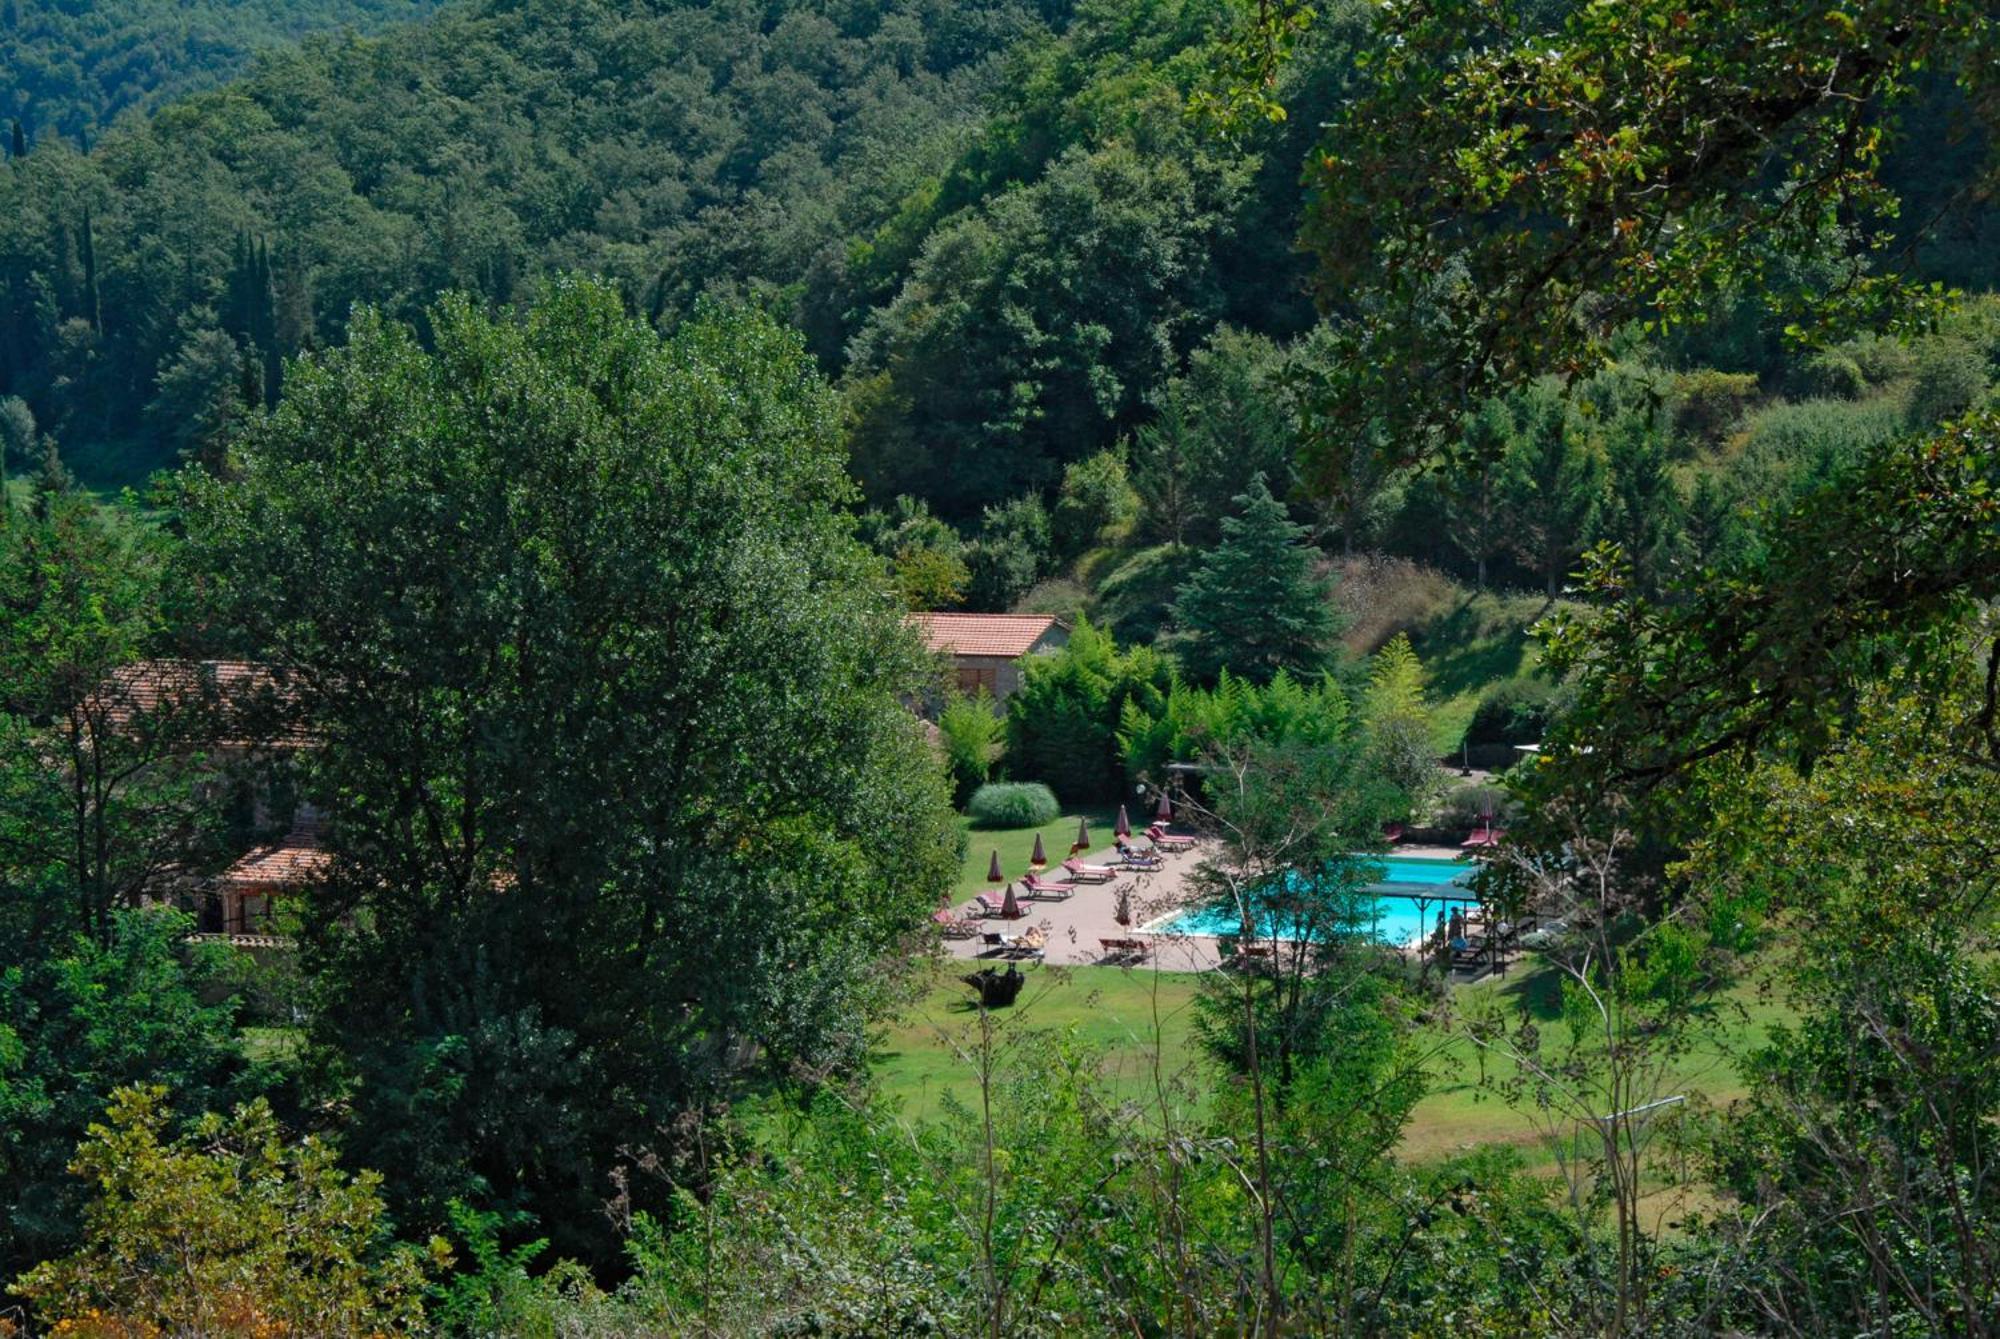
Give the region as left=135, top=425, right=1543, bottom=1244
left=95, top=659, right=309, bottom=747
left=220, top=817, right=332, bottom=890
left=910, top=613, right=1065, bottom=659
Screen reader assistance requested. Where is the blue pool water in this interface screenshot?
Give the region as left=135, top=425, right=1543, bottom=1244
left=1146, top=855, right=1479, bottom=946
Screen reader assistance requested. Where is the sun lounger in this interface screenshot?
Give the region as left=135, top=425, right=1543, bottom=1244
left=1022, top=874, right=1076, bottom=901
left=1098, top=936, right=1152, bottom=964
left=1146, top=824, right=1195, bottom=850
left=975, top=892, right=1030, bottom=918
left=1062, top=858, right=1117, bottom=883
left=1114, top=842, right=1165, bottom=869
left=933, top=908, right=980, bottom=940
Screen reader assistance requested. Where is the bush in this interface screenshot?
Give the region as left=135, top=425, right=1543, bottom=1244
left=1905, top=337, right=1989, bottom=428
left=938, top=694, right=1004, bottom=806
left=1050, top=449, right=1139, bottom=564
left=967, top=781, right=1061, bottom=829
left=1439, top=783, right=1516, bottom=829
left=1791, top=349, right=1867, bottom=400
left=965, top=494, right=1052, bottom=611
left=1467, top=678, right=1557, bottom=746
left=1006, top=618, right=1170, bottom=802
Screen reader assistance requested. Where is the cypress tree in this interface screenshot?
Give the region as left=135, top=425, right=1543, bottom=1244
left=1170, top=474, right=1341, bottom=685
left=9, top=121, right=25, bottom=161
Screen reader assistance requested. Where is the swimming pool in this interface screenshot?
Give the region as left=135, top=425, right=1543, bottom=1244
left=1144, top=854, right=1480, bottom=946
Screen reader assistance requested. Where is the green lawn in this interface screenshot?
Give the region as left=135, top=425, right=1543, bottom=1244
left=872, top=962, right=1207, bottom=1123
left=870, top=951, right=1793, bottom=1167
left=954, top=805, right=1123, bottom=900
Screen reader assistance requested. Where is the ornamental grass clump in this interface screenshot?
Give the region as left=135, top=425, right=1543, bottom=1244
left=967, top=782, right=1060, bottom=829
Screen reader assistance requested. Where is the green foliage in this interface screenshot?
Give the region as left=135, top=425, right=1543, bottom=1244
left=1467, top=676, right=1558, bottom=747
left=0, top=911, right=252, bottom=1280
left=1672, top=368, right=1760, bottom=448
left=1118, top=667, right=1354, bottom=789
left=0, top=0, right=1079, bottom=484
left=964, top=493, right=1053, bottom=612
left=1090, top=541, right=1198, bottom=644
left=1169, top=474, right=1340, bottom=685
left=1049, top=447, right=1137, bottom=563
left=1905, top=335, right=1990, bottom=428
left=1131, top=325, right=1295, bottom=549
left=0, top=0, right=444, bottom=137
left=1003, top=617, right=1168, bottom=802
left=1361, top=633, right=1442, bottom=814
left=964, top=780, right=1059, bottom=829
left=1299, top=0, right=1977, bottom=475
left=937, top=695, right=1004, bottom=807
left=177, top=280, right=959, bottom=1265
left=13, top=1085, right=439, bottom=1336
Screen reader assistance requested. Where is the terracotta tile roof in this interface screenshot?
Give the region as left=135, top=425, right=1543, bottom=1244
left=220, top=815, right=331, bottom=890
left=910, top=613, right=1065, bottom=659
left=95, top=659, right=309, bottom=747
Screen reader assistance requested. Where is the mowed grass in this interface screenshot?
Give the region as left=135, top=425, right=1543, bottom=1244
left=1400, top=954, right=1792, bottom=1163
left=953, top=805, right=1122, bottom=901
left=871, top=949, right=1792, bottom=1174
left=872, top=962, right=1207, bottom=1123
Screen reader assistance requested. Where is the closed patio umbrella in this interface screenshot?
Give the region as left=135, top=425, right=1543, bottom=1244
left=1071, top=815, right=1091, bottom=855
left=1030, top=833, right=1047, bottom=869
left=987, top=849, right=1004, bottom=883
left=1001, top=882, right=1024, bottom=919
left=1115, top=805, right=1131, bottom=838
left=1115, top=884, right=1133, bottom=928
left=1155, top=792, right=1172, bottom=822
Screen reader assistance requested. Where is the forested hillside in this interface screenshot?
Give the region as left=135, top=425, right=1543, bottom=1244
left=0, top=0, right=1345, bottom=491
left=5, top=0, right=2000, bottom=1332
left=1, top=0, right=441, bottom=138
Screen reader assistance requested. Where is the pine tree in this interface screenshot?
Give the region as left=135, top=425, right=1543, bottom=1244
left=1500, top=385, right=1605, bottom=598
left=1170, top=474, right=1340, bottom=685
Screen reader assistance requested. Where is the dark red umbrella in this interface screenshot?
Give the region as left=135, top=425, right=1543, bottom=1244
left=1001, top=882, right=1023, bottom=919
left=1030, top=833, right=1047, bottom=869
left=1115, top=805, right=1131, bottom=838
left=987, top=849, right=1004, bottom=883
left=1071, top=815, right=1091, bottom=855
left=1155, top=792, right=1173, bottom=822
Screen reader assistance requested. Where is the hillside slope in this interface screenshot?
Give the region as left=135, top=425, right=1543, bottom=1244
left=2, top=0, right=442, bottom=137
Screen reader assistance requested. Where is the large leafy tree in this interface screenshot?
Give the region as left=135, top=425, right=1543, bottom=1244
left=176, top=279, right=959, bottom=1264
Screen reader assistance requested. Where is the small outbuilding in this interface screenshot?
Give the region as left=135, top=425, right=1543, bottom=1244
left=910, top=613, right=1069, bottom=705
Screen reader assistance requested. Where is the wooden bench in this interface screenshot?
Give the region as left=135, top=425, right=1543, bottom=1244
left=1098, top=936, right=1151, bottom=964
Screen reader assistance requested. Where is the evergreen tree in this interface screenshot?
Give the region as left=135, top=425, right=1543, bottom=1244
left=1500, top=384, right=1605, bottom=598
left=9, top=120, right=24, bottom=160
left=1170, top=475, right=1340, bottom=685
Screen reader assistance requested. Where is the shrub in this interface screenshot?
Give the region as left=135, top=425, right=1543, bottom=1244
left=1050, top=449, right=1139, bottom=563
left=1672, top=369, right=1760, bottom=447
left=1791, top=349, right=1867, bottom=400
left=967, top=781, right=1060, bottom=829
left=964, top=494, right=1052, bottom=611
left=1467, top=677, right=1557, bottom=746
left=1905, top=337, right=1989, bottom=428
left=1439, top=783, right=1516, bottom=829
left=938, top=694, right=1004, bottom=806
left=1006, top=618, right=1170, bottom=802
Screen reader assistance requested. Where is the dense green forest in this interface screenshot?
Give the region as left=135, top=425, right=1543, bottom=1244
left=1, top=0, right=442, bottom=138
left=3, top=0, right=2000, bottom=1333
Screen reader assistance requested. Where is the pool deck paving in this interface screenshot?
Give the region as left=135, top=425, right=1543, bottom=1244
left=944, top=841, right=1473, bottom=971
